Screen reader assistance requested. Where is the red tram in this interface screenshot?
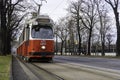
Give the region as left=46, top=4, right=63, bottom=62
left=17, top=15, right=54, bottom=62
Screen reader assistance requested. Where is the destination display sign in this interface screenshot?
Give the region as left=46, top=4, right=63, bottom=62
left=36, top=18, right=50, bottom=23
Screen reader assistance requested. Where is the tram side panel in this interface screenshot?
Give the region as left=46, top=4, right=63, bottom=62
left=17, top=41, right=27, bottom=57
left=18, top=45, right=22, bottom=56
left=22, top=42, right=28, bottom=57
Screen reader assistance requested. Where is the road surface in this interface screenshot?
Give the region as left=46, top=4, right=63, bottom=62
left=54, top=56, right=120, bottom=70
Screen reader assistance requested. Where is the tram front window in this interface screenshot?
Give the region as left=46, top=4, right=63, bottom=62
left=31, top=26, right=53, bottom=39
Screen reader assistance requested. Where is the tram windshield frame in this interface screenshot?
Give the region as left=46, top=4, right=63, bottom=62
left=31, top=25, right=54, bottom=39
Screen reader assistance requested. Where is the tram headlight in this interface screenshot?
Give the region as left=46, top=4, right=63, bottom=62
left=41, top=46, right=46, bottom=50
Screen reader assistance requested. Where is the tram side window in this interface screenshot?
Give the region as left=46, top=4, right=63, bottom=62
left=19, top=28, right=26, bottom=44
left=22, top=32, right=24, bottom=42
left=19, top=32, right=23, bottom=44
left=26, top=25, right=30, bottom=41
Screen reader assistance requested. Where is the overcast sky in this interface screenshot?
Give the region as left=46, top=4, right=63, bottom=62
left=34, top=0, right=74, bottom=22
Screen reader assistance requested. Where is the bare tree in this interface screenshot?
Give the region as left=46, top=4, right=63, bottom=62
left=67, top=0, right=83, bottom=54
left=106, top=33, right=113, bottom=52
left=95, top=0, right=112, bottom=56
left=0, top=0, right=31, bottom=55
left=55, top=17, right=69, bottom=55
left=80, top=0, right=98, bottom=55
left=67, top=17, right=77, bottom=55
left=54, top=23, right=60, bottom=54
left=7, top=0, right=30, bottom=54
left=105, top=0, right=120, bottom=56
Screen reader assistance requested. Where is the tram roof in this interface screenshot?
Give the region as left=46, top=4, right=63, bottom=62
left=26, top=15, right=53, bottom=26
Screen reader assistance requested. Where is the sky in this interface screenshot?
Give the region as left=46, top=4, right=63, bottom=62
left=30, top=0, right=117, bottom=43
left=34, top=0, right=74, bottom=22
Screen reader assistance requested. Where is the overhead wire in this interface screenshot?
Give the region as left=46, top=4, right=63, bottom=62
left=48, top=0, right=66, bottom=15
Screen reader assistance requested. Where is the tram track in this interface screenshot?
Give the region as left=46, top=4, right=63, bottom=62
left=34, top=60, right=120, bottom=80
left=31, top=63, right=64, bottom=80
left=15, top=56, right=64, bottom=80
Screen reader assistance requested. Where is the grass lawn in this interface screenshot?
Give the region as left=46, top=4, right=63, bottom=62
left=0, top=55, right=11, bottom=80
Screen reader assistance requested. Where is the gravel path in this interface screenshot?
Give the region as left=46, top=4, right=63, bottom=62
left=12, top=56, right=30, bottom=80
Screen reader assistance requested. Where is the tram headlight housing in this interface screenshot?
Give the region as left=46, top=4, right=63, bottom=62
left=41, top=46, right=46, bottom=50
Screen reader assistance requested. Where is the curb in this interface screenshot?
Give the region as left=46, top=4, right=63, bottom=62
left=10, top=55, right=13, bottom=80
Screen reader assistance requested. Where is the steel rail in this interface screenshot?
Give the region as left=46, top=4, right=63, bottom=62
left=31, top=63, right=64, bottom=80
left=17, top=56, right=64, bottom=80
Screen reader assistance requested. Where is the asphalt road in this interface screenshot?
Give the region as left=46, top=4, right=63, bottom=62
left=54, top=56, right=120, bottom=71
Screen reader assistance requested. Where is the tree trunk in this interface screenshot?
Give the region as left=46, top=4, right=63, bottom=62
left=78, top=33, right=81, bottom=55
left=115, top=12, right=120, bottom=56
left=60, top=40, right=64, bottom=55
left=1, top=0, right=7, bottom=55
left=108, top=42, right=110, bottom=52
left=65, top=40, right=67, bottom=55
left=101, top=41, right=105, bottom=56
left=0, top=0, right=1, bottom=55
left=77, top=15, right=82, bottom=55
left=87, top=28, right=92, bottom=55
left=6, top=31, right=12, bottom=54
left=116, top=28, right=120, bottom=56
left=55, top=35, right=58, bottom=55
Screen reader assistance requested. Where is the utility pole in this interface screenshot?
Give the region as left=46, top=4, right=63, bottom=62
left=33, top=0, right=47, bottom=15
